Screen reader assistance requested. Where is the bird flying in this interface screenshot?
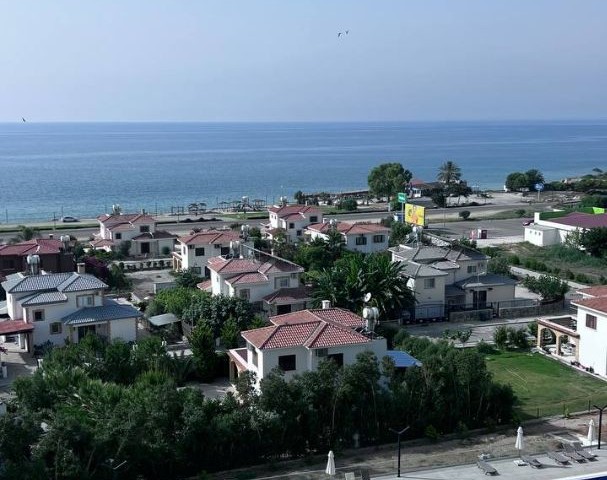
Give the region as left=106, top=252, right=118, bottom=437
left=337, top=32, right=342, bottom=38
left=22, top=117, right=26, bottom=123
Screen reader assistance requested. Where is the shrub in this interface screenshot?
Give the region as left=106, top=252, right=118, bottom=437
left=425, top=424, right=440, bottom=442
left=515, top=209, right=526, bottom=217
left=476, top=340, right=496, bottom=355
left=509, top=255, right=520, bottom=266
left=459, top=210, right=471, bottom=220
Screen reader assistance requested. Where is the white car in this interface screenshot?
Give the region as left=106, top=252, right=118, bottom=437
left=61, top=216, right=79, bottom=223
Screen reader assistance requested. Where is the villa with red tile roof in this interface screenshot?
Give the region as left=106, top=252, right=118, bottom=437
left=227, top=305, right=388, bottom=388
left=305, top=220, right=390, bottom=253
left=93, top=212, right=176, bottom=257
left=525, top=209, right=607, bottom=247
left=0, top=236, right=74, bottom=280
left=263, top=204, right=323, bottom=243
left=204, top=247, right=309, bottom=317
left=172, top=229, right=252, bottom=276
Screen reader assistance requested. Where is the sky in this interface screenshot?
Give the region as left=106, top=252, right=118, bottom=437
left=1, top=0, right=606, bottom=122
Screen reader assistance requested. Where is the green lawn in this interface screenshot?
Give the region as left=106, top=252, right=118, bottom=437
left=485, top=351, right=607, bottom=419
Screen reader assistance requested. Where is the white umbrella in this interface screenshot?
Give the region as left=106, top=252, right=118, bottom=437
left=588, top=419, right=597, bottom=446
left=515, top=426, right=524, bottom=457
left=325, top=450, right=336, bottom=476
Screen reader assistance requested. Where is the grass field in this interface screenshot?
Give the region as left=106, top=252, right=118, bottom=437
left=485, top=351, right=607, bottom=419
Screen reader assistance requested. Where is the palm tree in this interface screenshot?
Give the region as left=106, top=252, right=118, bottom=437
left=10, top=225, right=40, bottom=244
left=437, top=161, right=462, bottom=186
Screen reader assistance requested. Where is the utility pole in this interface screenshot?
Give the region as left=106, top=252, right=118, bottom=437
left=389, top=426, right=410, bottom=477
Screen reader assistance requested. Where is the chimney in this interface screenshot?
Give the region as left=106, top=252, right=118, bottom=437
left=76, top=263, right=86, bottom=274
left=321, top=300, right=331, bottom=310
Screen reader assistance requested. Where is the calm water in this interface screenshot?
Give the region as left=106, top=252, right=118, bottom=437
left=0, top=121, right=606, bottom=223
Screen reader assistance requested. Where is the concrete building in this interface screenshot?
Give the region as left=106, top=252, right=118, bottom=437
left=227, top=306, right=388, bottom=389
left=525, top=210, right=607, bottom=247
left=305, top=220, right=390, bottom=254
left=0, top=269, right=141, bottom=351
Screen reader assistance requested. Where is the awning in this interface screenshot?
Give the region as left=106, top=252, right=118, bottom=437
left=0, top=320, right=34, bottom=335
left=148, top=313, right=180, bottom=327
left=385, top=350, right=422, bottom=368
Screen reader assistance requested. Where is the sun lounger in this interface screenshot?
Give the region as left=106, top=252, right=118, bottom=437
left=521, top=455, right=543, bottom=468
left=547, top=451, right=570, bottom=465
left=477, top=460, right=498, bottom=475
left=572, top=442, right=598, bottom=460
left=561, top=445, right=586, bottom=462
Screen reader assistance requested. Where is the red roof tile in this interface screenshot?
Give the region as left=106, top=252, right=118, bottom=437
left=196, top=280, right=212, bottom=291
left=98, top=213, right=157, bottom=225
left=550, top=212, right=607, bottom=229
left=0, top=239, right=65, bottom=257
left=572, top=297, right=607, bottom=314
left=178, top=230, right=240, bottom=245
left=267, top=205, right=321, bottom=218
left=0, top=320, right=34, bottom=335
left=263, top=286, right=312, bottom=304
left=307, top=221, right=389, bottom=236
left=227, top=272, right=268, bottom=285
left=578, top=286, right=607, bottom=298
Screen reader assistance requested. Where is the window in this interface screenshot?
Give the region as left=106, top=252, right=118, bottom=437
left=115, top=233, right=122, bottom=240
left=77, top=295, right=94, bottom=307
left=33, top=310, right=44, bottom=321
left=373, top=235, right=385, bottom=243
left=239, top=289, right=250, bottom=300
left=423, top=278, right=435, bottom=289
left=289, top=222, right=295, bottom=229
left=140, top=225, right=150, bottom=233
left=355, top=236, right=368, bottom=246
left=290, top=273, right=298, bottom=279
left=327, top=353, right=344, bottom=367
left=278, top=354, right=296, bottom=371
left=296, top=230, right=302, bottom=236
left=586, top=314, right=597, bottom=330
left=467, top=265, right=477, bottom=274
left=310, top=216, right=318, bottom=223
left=248, top=345, right=259, bottom=367
left=214, top=243, right=222, bottom=249
left=195, top=247, right=205, bottom=257
left=49, top=322, right=62, bottom=335
left=275, top=277, right=290, bottom=288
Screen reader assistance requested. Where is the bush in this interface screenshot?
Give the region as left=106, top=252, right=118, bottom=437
left=476, top=340, right=496, bottom=355
left=515, top=209, right=526, bottom=217
left=509, top=255, right=520, bottom=266
left=338, top=197, right=358, bottom=211
left=459, top=210, right=471, bottom=220
left=424, top=424, right=440, bottom=442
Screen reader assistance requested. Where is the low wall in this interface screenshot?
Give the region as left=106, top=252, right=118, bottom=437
left=449, top=309, right=493, bottom=322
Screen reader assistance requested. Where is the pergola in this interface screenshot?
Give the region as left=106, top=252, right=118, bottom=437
left=537, top=315, right=579, bottom=360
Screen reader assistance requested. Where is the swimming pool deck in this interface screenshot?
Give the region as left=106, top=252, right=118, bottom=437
left=372, top=449, right=607, bottom=480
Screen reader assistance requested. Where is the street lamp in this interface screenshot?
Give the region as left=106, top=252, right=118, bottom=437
left=594, top=404, right=607, bottom=449
left=389, top=426, right=410, bottom=477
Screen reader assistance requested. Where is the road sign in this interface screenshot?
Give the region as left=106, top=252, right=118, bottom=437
left=397, top=192, right=407, bottom=203
left=535, top=183, right=544, bottom=191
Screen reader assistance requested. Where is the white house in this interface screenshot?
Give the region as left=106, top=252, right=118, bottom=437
left=205, top=248, right=307, bottom=315
left=227, top=306, right=388, bottom=389
left=263, top=204, right=323, bottom=243
left=172, top=229, right=249, bottom=276
left=93, top=212, right=176, bottom=257
left=305, top=221, right=390, bottom=254
left=571, top=287, right=607, bottom=376
left=390, top=244, right=516, bottom=320
left=524, top=211, right=607, bottom=247
left=0, top=269, right=142, bottom=351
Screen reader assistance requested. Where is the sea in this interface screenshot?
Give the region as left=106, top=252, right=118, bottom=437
left=0, top=121, right=606, bottom=223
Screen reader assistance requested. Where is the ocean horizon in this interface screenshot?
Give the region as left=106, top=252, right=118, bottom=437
left=1, top=120, right=606, bottom=223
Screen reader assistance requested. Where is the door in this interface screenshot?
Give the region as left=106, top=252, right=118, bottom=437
left=473, top=290, right=487, bottom=309
left=77, top=325, right=96, bottom=341
left=141, top=242, right=150, bottom=255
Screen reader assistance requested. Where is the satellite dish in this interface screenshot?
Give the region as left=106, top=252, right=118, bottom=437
left=363, top=292, right=372, bottom=303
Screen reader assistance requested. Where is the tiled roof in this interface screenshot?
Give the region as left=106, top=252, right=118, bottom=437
left=227, top=272, right=268, bottom=285
left=90, top=239, right=115, bottom=248
left=263, top=286, right=312, bottom=304
left=62, top=300, right=142, bottom=325
left=20, top=291, right=68, bottom=306
left=131, top=230, right=177, bottom=241
left=241, top=308, right=370, bottom=350
left=549, top=212, right=607, bottom=229
left=307, top=222, right=390, bottom=236
left=178, top=230, right=240, bottom=246
left=455, top=273, right=517, bottom=288
left=578, top=286, right=607, bottom=298
left=98, top=213, right=157, bottom=225
left=0, top=320, right=34, bottom=335
left=572, top=297, right=607, bottom=315
left=0, top=238, right=65, bottom=257
left=2, top=272, right=107, bottom=294
left=208, top=257, right=260, bottom=274
left=267, top=205, right=321, bottom=218
left=402, top=262, right=448, bottom=278
left=196, top=280, right=212, bottom=291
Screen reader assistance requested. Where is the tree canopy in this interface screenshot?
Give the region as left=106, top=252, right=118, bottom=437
left=581, top=227, right=607, bottom=258
left=437, top=161, right=462, bottom=186
left=367, top=163, right=412, bottom=201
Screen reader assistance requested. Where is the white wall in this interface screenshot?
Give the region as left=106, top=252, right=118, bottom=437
left=452, top=259, right=488, bottom=283
left=524, top=227, right=560, bottom=246
left=109, top=317, right=137, bottom=342
left=412, top=276, right=446, bottom=305
left=577, top=307, right=607, bottom=376
left=343, top=233, right=389, bottom=254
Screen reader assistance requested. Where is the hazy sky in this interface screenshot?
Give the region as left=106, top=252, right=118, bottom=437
left=1, top=1, right=606, bottom=122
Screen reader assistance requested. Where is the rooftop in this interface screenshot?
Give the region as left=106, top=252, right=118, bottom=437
left=62, top=299, right=142, bottom=326
left=549, top=211, right=607, bottom=229
left=177, top=229, right=241, bottom=245
left=267, top=204, right=321, bottom=218
left=2, top=272, right=107, bottom=294
left=306, top=221, right=390, bottom=236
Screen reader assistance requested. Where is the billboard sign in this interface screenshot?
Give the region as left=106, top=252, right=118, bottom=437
left=405, top=203, right=426, bottom=226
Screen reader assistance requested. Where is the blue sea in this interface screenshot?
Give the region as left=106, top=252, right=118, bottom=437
left=0, top=121, right=606, bottom=223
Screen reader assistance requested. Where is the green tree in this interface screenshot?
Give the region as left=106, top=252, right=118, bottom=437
left=525, top=169, right=545, bottom=191
left=367, top=163, right=412, bottom=202
left=580, top=195, right=607, bottom=208
left=175, top=267, right=204, bottom=288
left=487, top=255, right=511, bottom=276
left=389, top=220, right=413, bottom=246
left=581, top=227, right=607, bottom=258
left=10, top=225, right=40, bottom=243
left=522, top=275, right=569, bottom=302
left=493, top=325, right=509, bottom=349
left=188, top=322, right=217, bottom=381
left=118, top=239, right=132, bottom=257
left=338, top=197, right=358, bottom=211
left=459, top=210, right=471, bottom=220
left=294, top=190, right=305, bottom=205
left=430, top=189, right=447, bottom=208
left=505, top=172, right=529, bottom=191
left=437, top=161, right=462, bottom=186
left=107, top=264, right=132, bottom=291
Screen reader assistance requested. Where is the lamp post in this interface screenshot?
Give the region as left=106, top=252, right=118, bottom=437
left=389, top=426, right=410, bottom=477
left=594, top=404, right=607, bottom=449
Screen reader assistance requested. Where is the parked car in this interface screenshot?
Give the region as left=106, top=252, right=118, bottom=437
left=61, top=216, right=79, bottom=223
left=522, top=219, right=533, bottom=226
